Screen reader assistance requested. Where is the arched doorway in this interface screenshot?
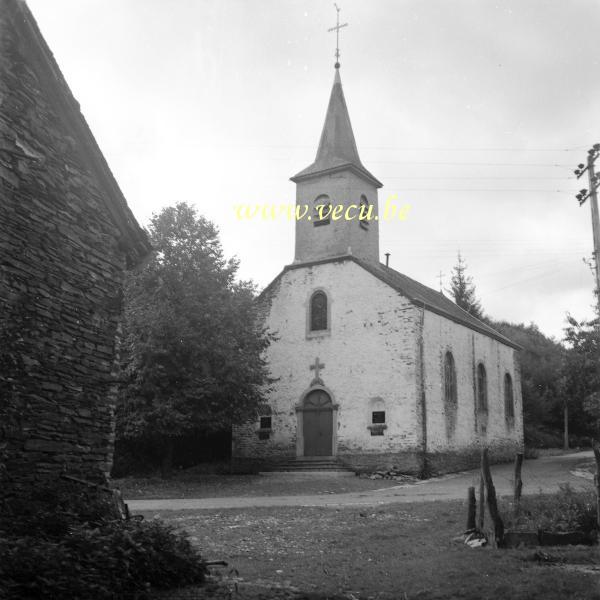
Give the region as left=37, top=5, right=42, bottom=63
left=302, top=389, right=333, bottom=456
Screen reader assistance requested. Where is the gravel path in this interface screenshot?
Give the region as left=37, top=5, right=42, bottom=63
left=127, top=450, right=594, bottom=512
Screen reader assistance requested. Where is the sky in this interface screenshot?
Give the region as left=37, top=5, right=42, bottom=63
left=27, top=0, right=600, bottom=341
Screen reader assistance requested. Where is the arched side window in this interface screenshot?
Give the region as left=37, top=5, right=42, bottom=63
left=504, top=373, right=514, bottom=421
left=310, top=291, right=328, bottom=331
left=444, top=351, right=457, bottom=439
left=359, top=195, right=370, bottom=230
left=444, top=351, right=457, bottom=406
left=313, top=194, right=331, bottom=227
left=476, top=363, right=487, bottom=412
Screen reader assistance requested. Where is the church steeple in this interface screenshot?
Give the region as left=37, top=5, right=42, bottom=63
left=291, top=65, right=382, bottom=265
left=291, top=6, right=382, bottom=265
left=291, top=69, right=381, bottom=188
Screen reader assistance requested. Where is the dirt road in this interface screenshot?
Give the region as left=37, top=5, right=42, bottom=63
left=127, top=450, right=593, bottom=512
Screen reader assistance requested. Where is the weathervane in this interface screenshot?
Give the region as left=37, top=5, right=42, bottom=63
left=327, top=3, right=348, bottom=69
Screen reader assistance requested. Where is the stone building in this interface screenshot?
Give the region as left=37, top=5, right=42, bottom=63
left=0, top=0, right=151, bottom=496
left=233, top=66, right=524, bottom=475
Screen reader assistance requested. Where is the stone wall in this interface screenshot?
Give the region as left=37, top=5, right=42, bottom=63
left=233, top=259, right=423, bottom=464
left=294, top=171, right=380, bottom=265
left=421, top=309, right=524, bottom=461
left=0, top=1, right=148, bottom=496
left=233, top=256, right=523, bottom=476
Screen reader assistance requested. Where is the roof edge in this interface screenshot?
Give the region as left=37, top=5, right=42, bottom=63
left=290, top=162, right=383, bottom=188
left=264, top=254, right=520, bottom=350
left=6, top=0, right=152, bottom=266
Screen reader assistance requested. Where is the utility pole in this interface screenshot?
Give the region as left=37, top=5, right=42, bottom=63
left=575, top=143, right=600, bottom=313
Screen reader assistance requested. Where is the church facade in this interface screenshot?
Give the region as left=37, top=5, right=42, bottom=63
left=232, top=67, right=523, bottom=475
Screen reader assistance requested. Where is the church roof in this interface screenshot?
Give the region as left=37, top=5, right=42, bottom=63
left=291, top=69, right=382, bottom=188
left=354, top=257, right=519, bottom=349
left=261, top=255, right=519, bottom=349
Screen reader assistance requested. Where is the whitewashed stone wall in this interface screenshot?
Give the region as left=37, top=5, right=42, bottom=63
left=422, top=310, right=523, bottom=471
left=233, top=259, right=524, bottom=474
left=233, top=259, right=422, bottom=469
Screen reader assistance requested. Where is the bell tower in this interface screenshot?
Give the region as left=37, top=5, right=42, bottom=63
left=290, top=65, right=382, bottom=265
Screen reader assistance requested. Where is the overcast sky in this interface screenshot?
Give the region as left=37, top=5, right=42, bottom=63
left=27, top=0, right=600, bottom=340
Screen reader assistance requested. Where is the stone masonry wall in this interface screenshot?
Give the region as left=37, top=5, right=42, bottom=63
left=421, top=309, right=524, bottom=472
left=233, top=259, right=423, bottom=466
left=234, top=258, right=524, bottom=476
left=0, top=5, right=131, bottom=495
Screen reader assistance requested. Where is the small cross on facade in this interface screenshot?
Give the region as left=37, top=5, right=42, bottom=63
left=310, top=357, right=325, bottom=385
left=327, top=3, right=348, bottom=68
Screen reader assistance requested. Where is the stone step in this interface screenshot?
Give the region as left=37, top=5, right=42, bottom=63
left=261, top=458, right=355, bottom=473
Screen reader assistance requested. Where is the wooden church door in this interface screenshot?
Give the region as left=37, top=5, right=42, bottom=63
left=303, top=389, right=333, bottom=456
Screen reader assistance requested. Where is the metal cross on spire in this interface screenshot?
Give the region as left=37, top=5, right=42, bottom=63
left=327, top=3, right=348, bottom=69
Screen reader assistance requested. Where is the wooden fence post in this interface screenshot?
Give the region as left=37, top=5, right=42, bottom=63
left=478, top=475, right=485, bottom=531
left=467, top=486, right=476, bottom=531
left=481, top=448, right=504, bottom=546
left=513, top=452, right=523, bottom=515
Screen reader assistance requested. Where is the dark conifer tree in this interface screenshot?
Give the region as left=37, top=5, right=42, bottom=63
left=447, top=252, right=484, bottom=319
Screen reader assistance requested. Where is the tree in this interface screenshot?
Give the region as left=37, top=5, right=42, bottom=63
left=116, top=203, right=272, bottom=475
left=447, top=252, right=484, bottom=319
left=562, top=310, right=600, bottom=443
left=491, top=320, right=566, bottom=446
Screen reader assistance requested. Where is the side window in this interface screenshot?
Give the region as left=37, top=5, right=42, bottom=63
left=477, top=363, right=487, bottom=412
left=444, top=351, right=457, bottom=438
left=504, top=373, right=514, bottom=423
left=257, top=406, right=272, bottom=440
left=313, top=194, right=331, bottom=227
left=310, top=291, right=328, bottom=331
left=359, top=195, right=370, bottom=230
left=368, top=398, right=386, bottom=436
left=444, top=352, right=457, bottom=406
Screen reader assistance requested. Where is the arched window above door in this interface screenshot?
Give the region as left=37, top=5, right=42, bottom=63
left=309, top=290, right=328, bottom=332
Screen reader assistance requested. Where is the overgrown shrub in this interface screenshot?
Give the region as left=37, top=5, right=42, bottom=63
left=0, top=479, right=118, bottom=538
left=502, top=484, right=597, bottom=534
left=524, top=424, right=563, bottom=449
left=0, top=480, right=206, bottom=599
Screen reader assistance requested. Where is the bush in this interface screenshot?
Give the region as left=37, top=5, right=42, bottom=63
left=0, top=480, right=206, bottom=599
left=524, top=424, right=563, bottom=449
left=502, top=484, right=597, bottom=534
left=0, top=520, right=206, bottom=599
left=0, top=479, right=118, bottom=538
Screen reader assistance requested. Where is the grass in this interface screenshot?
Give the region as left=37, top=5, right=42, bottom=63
left=115, top=471, right=400, bottom=500
left=501, top=485, right=597, bottom=534
left=144, top=500, right=600, bottom=600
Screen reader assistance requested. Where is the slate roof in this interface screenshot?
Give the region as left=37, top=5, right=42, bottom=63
left=353, top=257, right=519, bottom=349
left=290, top=68, right=382, bottom=188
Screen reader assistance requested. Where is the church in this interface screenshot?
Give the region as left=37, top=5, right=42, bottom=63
left=232, top=62, right=524, bottom=476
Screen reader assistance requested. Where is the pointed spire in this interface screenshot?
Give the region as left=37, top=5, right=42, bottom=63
left=291, top=69, right=381, bottom=187
left=314, top=68, right=361, bottom=167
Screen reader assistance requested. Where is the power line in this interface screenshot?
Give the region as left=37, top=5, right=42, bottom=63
left=383, top=188, right=572, bottom=192
left=486, top=264, right=574, bottom=294
left=368, top=161, right=572, bottom=167
left=380, top=176, right=572, bottom=180
left=187, top=142, right=589, bottom=152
